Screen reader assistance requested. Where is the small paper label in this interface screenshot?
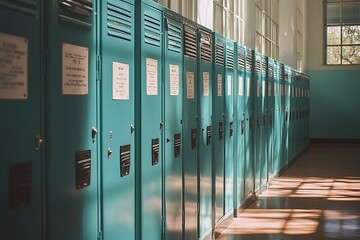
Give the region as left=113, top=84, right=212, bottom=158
left=239, top=76, right=243, bottom=96
left=268, top=82, right=272, bottom=97
left=247, top=78, right=250, bottom=97
left=203, top=72, right=209, bottom=96
left=227, top=75, right=232, bottom=96
left=262, top=80, right=266, bottom=97
left=257, top=80, right=260, bottom=97
left=274, top=83, right=277, bottom=97
left=217, top=74, right=222, bottom=96
left=0, top=33, right=28, bottom=99
left=169, top=64, right=179, bottom=96
left=62, top=43, right=88, bottom=95
left=288, top=86, right=291, bottom=97
left=186, top=72, right=194, bottom=99
left=146, top=58, right=158, bottom=95
left=112, top=62, right=129, bottom=100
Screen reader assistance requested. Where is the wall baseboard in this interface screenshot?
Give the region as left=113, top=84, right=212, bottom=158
left=310, top=138, right=360, bottom=144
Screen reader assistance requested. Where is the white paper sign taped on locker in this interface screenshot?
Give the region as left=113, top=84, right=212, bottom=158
left=186, top=71, right=194, bottom=99
left=169, top=64, right=179, bottom=96
left=113, top=62, right=129, bottom=100
left=62, top=43, right=88, bottom=95
left=238, top=76, right=243, bottom=96
left=217, top=74, right=222, bottom=96
left=0, top=33, right=28, bottom=99
left=247, top=78, right=250, bottom=97
left=268, top=82, right=272, bottom=97
left=227, top=75, right=232, bottom=96
left=146, top=58, right=158, bottom=95
left=203, top=72, right=209, bottom=96
left=262, top=80, right=266, bottom=97
left=257, top=80, right=260, bottom=97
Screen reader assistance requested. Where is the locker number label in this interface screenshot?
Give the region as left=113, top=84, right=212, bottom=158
left=227, top=75, right=232, bottom=96
left=169, top=64, right=179, bottom=96
left=238, top=76, right=243, bottom=96
left=203, top=72, right=209, bottom=96
left=146, top=58, right=158, bottom=95
left=62, top=43, right=88, bottom=95
left=0, top=33, right=28, bottom=99
left=247, top=78, right=250, bottom=97
left=186, top=72, right=194, bottom=99
left=217, top=74, right=222, bottom=97
left=113, top=62, right=129, bottom=100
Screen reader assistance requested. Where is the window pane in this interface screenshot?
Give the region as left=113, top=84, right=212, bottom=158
left=256, top=34, right=262, bottom=52
left=214, top=3, right=224, bottom=33
left=256, top=7, right=262, bottom=33
left=326, top=3, right=341, bottom=24
left=342, top=25, right=360, bottom=44
left=327, top=46, right=341, bottom=64
left=327, top=26, right=341, bottom=45
left=342, top=2, right=360, bottom=24
left=342, top=46, right=360, bottom=64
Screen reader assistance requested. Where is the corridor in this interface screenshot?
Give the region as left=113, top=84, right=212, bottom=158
left=218, top=143, right=360, bottom=240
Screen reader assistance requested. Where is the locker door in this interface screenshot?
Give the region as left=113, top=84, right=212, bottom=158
left=224, top=39, right=235, bottom=216
left=197, top=27, right=213, bottom=239
left=212, top=33, right=225, bottom=225
left=260, top=56, right=267, bottom=188
left=45, top=1, right=98, bottom=239
left=0, top=1, right=42, bottom=239
left=182, top=20, right=198, bottom=240
left=267, top=58, right=274, bottom=179
left=163, top=12, right=183, bottom=240
left=99, top=1, right=135, bottom=239
left=273, top=61, right=281, bottom=175
left=136, top=3, right=163, bottom=240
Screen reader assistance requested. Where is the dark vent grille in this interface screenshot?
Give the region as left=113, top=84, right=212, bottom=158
left=238, top=50, right=245, bottom=69
left=280, top=64, right=284, bottom=80
left=0, top=0, right=37, bottom=15
left=226, top=44, right=234, bottom=69
left=59, top=0, right=92, bottom=16
left=144, top=13, right=161, bottom=47
left=215, top=41, right=224, bottom=66
left=255, top=57, right=260, bottom=73
left=261, top=61, right=266, bottom=75
left=200, top=32, right=212, bottom=62
left=268, top=64, right=273, bottom=77
left=246, top=49, right=252, bottom=71
left=167, top=21, right=182, bottom=53
left=107, top=3, right=132, bottom=41
left=184, top=26, right=197, bottom=58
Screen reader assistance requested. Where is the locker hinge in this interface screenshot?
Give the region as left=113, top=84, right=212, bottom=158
left=97, top=55, right=101, bottom=81
left=97, top=231, right=103, bottom=240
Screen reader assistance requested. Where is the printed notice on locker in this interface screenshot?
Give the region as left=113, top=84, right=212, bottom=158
left=146, top=58, right=158, bottom=95
left=186, top=72, right=194, bottom=99
left=262, top=81, right=266, bottom=96
left=247, top=78, right=250, bottom=97
left=0, top=33, right=28, bottom=99
left=62, top=43, right=88, bottom=95
left=203, top=72, right=209, bottom=96
left=112, top=62, right=129, bottom=100
left=217, top=74, right=222, bottom=96
left=274, top=83, right=277, bottom=96
left=268, top=82, right=272, bottom=97
left=227, top=75, right=232, bottom=96
left=170, top=64, right=179, bottom=96
left=238, top=77, right=243, bottom=96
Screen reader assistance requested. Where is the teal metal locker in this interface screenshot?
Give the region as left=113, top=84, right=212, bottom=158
left=224, top=38, right=235, bottom=217
left=0, top=1, right=43, bottom=239
left=197, top=25, right=213, bottom=240
left=234, top=43, right=246, bottom=213
left=244, top=48, right=254, bottom=199
left=212, top=32, right=225, bottom=226
left=135, top=2, right=164, bottom=240
left=260, top=55, right=267, bottom=188
left=98, top=0, right=135, bottom=239
left=45, top=1, right=98, bottom=239
left=163, top=10, right=183, bottom=240
left=279, top=63, right=287, bottom=169
left=273, top=61, right=281, bottom=175
left=266, top=58, right=275, bottom=179
left=182, top=19, right=198, bottom=240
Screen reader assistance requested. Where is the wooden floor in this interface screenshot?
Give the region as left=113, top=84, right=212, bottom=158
left=218, top=143, right=360, bottom=240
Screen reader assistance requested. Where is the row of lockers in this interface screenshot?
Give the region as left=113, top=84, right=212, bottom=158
left=0, top=0, right=310, bottom=240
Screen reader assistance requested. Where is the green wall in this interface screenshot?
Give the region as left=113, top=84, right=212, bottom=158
left=308, top=69, right=360, bottom=139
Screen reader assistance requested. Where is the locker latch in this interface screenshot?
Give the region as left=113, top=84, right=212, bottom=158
left=191, top=128, right=197, bottom=150
left=206, top=126, right=212, bottom=146
left=151, top=138, right=159, bottom=166
left=120, top=144, right=131, bottom=177
left=35, top=135, right=43, bottom=150
left=241, top=120, right=245, bottom=135
left=219, top=121, right=224, bottom=140
left=92, top=127, right=98, bottom=142
left=230, top=121, right=234, bottom=137
left=174, top=133, right=181, bottom=158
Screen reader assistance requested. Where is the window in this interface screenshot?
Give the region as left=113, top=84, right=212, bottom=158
left=255, top=0, right=279, bottom=60
left=213, top=0, right=244, bottom=43
left=324, top=0, right=360, bottom=65
left=297, top=0, right=305, bottom=71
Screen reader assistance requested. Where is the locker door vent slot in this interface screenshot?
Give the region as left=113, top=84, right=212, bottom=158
left=59, top=0, right=92, bottom=16
left=246, top=49, right=252, bottom=72
left=200, top=31, right=212, bottom=62
left=285, top=111, right=288, bottom=122
left=255, top=57, right=260, bottom=73
left=191, top=128, right=197, bottom=150
left=144, top=12, right=161, bottom=47
left=151, top=138, right=160, bottom=165
left=184, top=25, right=197, bottom=58
left=261, top=60, right=266, bottom=75
left=219, top=121, right=224, bottom=140
left=206, top=126, right=212, bottom=146
left=120, top=144, right=131, bottom=177
left=75, top=150, right=91, bottom=190
left=0, top=0, right=37, bottom=15
left=107, top=3, right=132, bottom=41
left=226, top=43, right=234, bottom=69
left=280, top=64, right=284, bottom=80
left=9, top=162, right=32, bottom=209
left=215, top=40, right=224, bottom=67
left=268, top=63, right=273, bottom=77
left=230, top=121, right=234, bottom=137
left=174, top=133, right=181, bottom=158
left=238, top=49, right=245, bottom=69
left=167, top=21, right=182, bottom=53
